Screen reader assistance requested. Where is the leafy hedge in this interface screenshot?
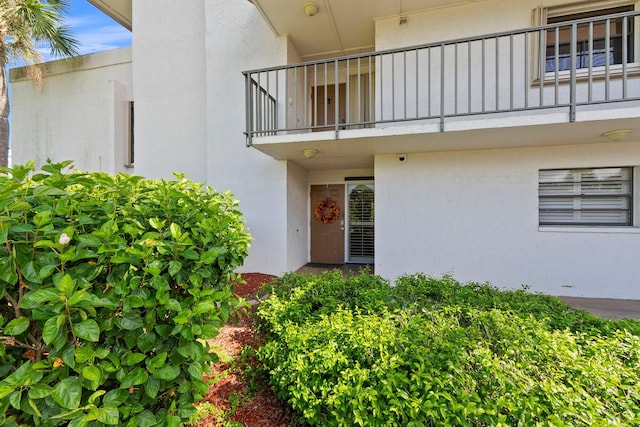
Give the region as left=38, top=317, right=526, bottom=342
left=257, top=272, right=640, bottom=426
left=0, top=161, right=251, bottom=426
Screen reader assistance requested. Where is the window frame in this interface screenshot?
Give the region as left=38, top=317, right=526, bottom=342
left=538, top=166, right=634, bottom=227
left=533, top=0, right=640, bottom=81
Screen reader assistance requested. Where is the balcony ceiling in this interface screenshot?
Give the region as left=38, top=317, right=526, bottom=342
left=87, top=0, right=132, bottom=31
left=249, top=0, right=481, bottom=61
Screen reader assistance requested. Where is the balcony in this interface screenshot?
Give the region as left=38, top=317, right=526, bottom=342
left=244, top=11, right=640, bottom=168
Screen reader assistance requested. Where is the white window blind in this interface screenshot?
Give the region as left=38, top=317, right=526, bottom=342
left=539, top=167, right=633, bottom=226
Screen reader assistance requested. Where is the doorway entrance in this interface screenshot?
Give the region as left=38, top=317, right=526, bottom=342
left=310, top=183, right=375, bottom=265
left=310, top=185, right=345, bottom=264
left=311, top=83, right=346, bottom=131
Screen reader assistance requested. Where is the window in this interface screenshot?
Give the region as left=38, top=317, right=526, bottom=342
left=539, top=167, right=633, bottom=226
left=543, top=3, right=635, bottom=72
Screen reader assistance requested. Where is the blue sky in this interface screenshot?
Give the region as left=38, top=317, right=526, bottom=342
left=63, top=1, right=131, bottom=56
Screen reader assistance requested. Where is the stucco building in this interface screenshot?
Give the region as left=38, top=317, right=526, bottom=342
left=10, top=0, right=640, bottom=298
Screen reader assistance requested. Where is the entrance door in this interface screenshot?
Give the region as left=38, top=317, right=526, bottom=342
left=310, top=184, right=345, bottom=264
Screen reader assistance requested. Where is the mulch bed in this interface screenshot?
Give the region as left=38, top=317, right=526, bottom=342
left=192, top=273, right=294, bottom=427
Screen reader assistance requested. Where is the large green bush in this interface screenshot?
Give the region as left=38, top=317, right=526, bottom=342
left=257, top=272, right=640, bottom=426
left=0, top=161, right=251, bottom=426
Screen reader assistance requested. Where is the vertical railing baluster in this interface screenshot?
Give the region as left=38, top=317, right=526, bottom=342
left=538, top=28, right=544, bottom=107
left=468, top=41, right=472, bottom=113
left=509, top=34, right=513, bottom=110
left=415, top=49, right=419, bottom=118
left=587, top=22, right=593, bottom=102
left=440, top=43, right=445, bottom=131
left=275, top=70, right=279, bottom=133
left=495, top=37, right=499, bottom=111
left=266, top=70, right=270, bottom=132
left=569, top=22, right=577, bottom=122
left=605, top=18, right=610, bottom=101
left=303, top=66, right=307, bottom=130
left=294, top=67, right=298, bottom=131
left=555, top=27, right=559, bottom=105
left=369, top=55, right=373, bottom=125
left=392, top=53, right=396, bottom=120
left=481, top=38, right=486, bottom=113
left=454, top=43, right=459, bottom=115
left=346, top=59, right=350, bottom=126
left=245, top=73, right=252, bottom=146
left=428, top=47, right=432, bottom=117
left=335, top=59, right=339, bottom=136
left=313, top=64, right=317, bottom=129
left=357, top=57, right=361, bottom=126
left=403, top=51, right=407, bottom=120
left=524, top=32, right=529, bottom=109
left=622, top=16, right=628, bottom=98
left=324, top=62, right=328, bottom=126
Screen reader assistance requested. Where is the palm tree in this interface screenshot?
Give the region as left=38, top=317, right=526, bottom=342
left=0, top=0, right=78, bottom=166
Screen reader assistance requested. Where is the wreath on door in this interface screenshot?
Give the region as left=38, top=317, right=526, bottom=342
left=314, top=199, right=340, bottom=224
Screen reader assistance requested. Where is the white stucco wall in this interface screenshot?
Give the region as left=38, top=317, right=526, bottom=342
left=10, top=48, right=132, bottom=173
left=202, top=0, right=291, bottom=274
left=287, top=161, right=309, bottom=271
left=375, top=140, right=640, bottom=299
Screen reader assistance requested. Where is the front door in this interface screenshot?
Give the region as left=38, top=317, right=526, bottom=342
left=310, top=184, right=345, bottom=264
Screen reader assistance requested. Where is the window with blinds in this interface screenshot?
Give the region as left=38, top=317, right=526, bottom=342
left=539, top=167, right=633, bottom=226
left=348, top=183, right=374, bottom=263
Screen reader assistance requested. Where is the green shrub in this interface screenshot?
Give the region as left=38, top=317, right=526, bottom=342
left=257, top=272, right=640, bottom=426
left=0, top=161, right=250, bottom=426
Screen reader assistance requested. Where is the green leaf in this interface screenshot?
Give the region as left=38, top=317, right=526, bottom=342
left=52, top=377, right=82, bottom=409
left=98, top=407, right=120, bottom=425
left=58, top=274, right=75, bottom=296
left=102, top=389, right=129, bottom=406
left=33, top=185, right=68, bottom=197
left=125, top=353, right=146, bottom=366
left=152, top=365, right=180, bottom=381
left=76, top=234, right=104, bottom=247
left=28, top=383, right=53, bottom=399
left=148, top=218, right=165, bottom=230
left=73, top=320, right=100, bottom=342
left=82, top=365, right=102, bottom=382
left=42, top=316, right=61, bottom=345
left=136, top=332, right=157, bottom=353
left=6, top=201, right=31, bottom=211
left=119, top=367, right=148, bottom=389
left=200, top=249, right=219, bottom=264
left=28, top=397, right=42, bottom=417
left=147, top=352, right=167, bottom=370
left=135, top=410, right=157, bottom=427
left=3, top=317, right=30, bottom=336
left=21, top=288, right=60, bottom=309
left=168, top=260, right=182, bottom=277
left=0, top=257, right=18, bottom=284
left=21, top=261, right=41, bottom=284
left=144, top=376, right=160, bottom=399
left=32, top=210, right=53, bottom=228
left=169, top=223, right=182, bottom=239
left=118, top=314, right=143, bottom=330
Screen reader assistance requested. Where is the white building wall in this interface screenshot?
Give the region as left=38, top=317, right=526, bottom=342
left=202, top=0, right=291, bottom=274
left=287, top=161, right=309, bottom=270
left=375, top=140, right=640, bottom=299
left=10, top=48, right=132, bottom=173
left=131, top=1, right=208, bottom=182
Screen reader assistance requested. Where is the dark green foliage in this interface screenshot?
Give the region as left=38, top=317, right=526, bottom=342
left=257, top=271, right=640, bottom=426
left=0, top=161, right=250, bottom=426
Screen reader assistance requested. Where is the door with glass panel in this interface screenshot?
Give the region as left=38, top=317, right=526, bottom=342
left=347, top=183, right=374, bottom=263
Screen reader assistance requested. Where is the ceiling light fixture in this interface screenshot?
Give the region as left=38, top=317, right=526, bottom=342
left=304, top=2, right=318, bottom=17
left=602, top=129, right=632, bottom=141
left=302, top=148, right=318, bottom=158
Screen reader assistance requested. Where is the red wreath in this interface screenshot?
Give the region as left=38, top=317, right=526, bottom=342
left=314, top=199, right=340, bottom=224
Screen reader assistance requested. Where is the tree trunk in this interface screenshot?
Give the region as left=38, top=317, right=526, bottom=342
left=0, top=55, right=8, bottom=167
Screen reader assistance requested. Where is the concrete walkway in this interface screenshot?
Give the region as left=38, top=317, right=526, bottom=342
left=294, top=264, right=640, bottom=320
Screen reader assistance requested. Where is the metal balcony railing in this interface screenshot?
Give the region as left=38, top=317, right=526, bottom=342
left=244, top=10, right=639, bottom=145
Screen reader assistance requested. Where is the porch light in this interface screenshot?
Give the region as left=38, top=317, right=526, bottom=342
left=304, top=2, right=318, bottom=16
left=602, top=129, right=632, bottom=141
left=303, top=149, right=318, bottom=158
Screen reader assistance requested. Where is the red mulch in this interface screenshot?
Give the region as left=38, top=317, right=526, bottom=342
left=191, top=273, right=294, bottom=427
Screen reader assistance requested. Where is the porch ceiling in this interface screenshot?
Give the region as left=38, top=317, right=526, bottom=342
left=248, top=0, right=484, bottom=61
left=87, top=0, right=132, bottom=30
left=249, top=112, right=640, bottom=170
